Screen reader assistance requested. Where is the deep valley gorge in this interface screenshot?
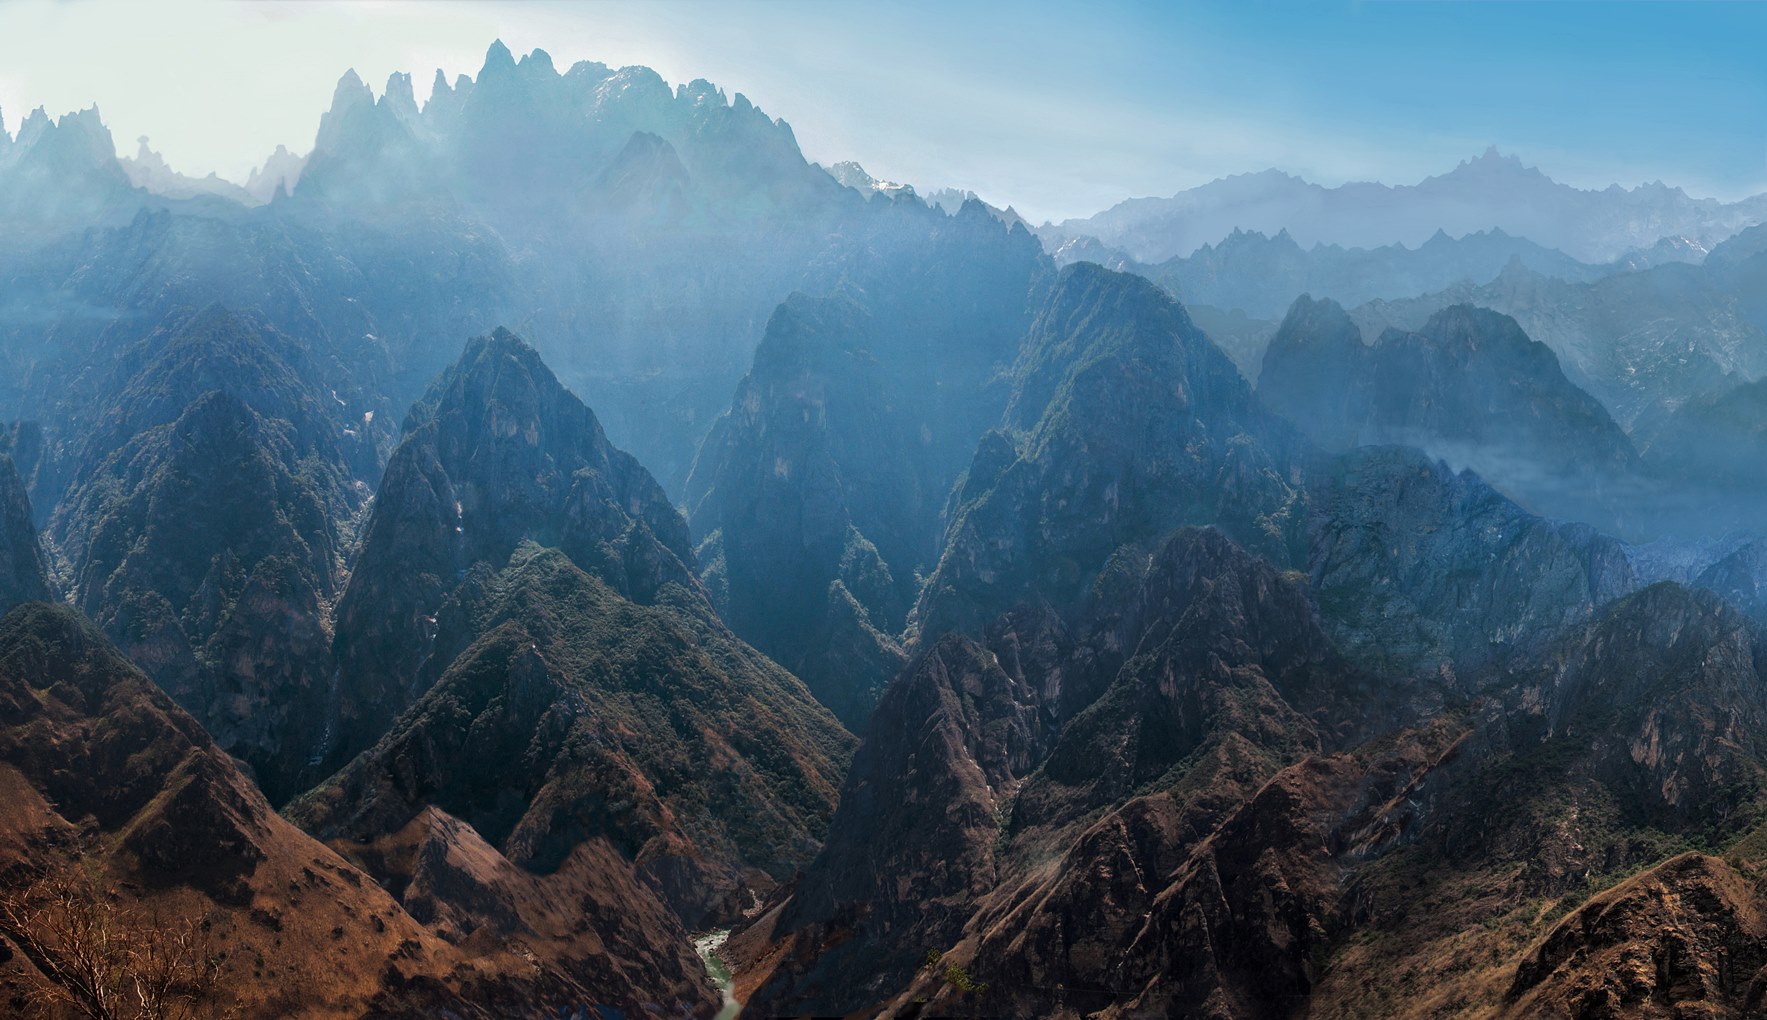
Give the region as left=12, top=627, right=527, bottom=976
left=3, top=6, right=1767, bottom=1018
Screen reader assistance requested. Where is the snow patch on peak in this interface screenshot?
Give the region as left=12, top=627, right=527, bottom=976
left=823, top=160, right=914, bottom=199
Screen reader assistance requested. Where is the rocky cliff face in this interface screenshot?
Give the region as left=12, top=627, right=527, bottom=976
left=723, top=262, right=1752, bottom=1019
left=685, top=296, right=923, bottom=728
left=685, top=202, right=1049, bottom=726
left=729, top=624, right=1054, bottom=1013
left=736, top=527, right=1420, bottom=1017
left=1520, top=583, right=1767, bottom=839
left=328, top=327, right=699, bottom=767
left=907, top=266, right=1631, bottom=680
left=919, top=725, right=1465, bottom=1020
left=309, top=329, right=853, bottom=939
left=1508, top=853, right=1767, bottom=1018
left=1302, top=582, right=1767, bottom=1019
left=1306, top=445, right=1637, bottom=676
left=50, top=305, right=371, bottom=803
left=304, top=543, right=852, bottom=928
left=0, top=602, right=703, bottom=1019
left=735, top=549, right=1767, bottom=1019
left=1695, top=538, right=1767, bottom=622
left=911, top=262, right=1307, bottom=644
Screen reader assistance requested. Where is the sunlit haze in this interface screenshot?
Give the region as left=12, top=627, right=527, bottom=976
left=1, top=0, right=1763, bottom=221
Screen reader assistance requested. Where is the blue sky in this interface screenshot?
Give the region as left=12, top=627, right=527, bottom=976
left=0, top=0, right=1761, bottom=222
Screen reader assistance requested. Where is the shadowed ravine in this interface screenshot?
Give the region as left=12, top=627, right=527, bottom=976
left=695, top=930, right=741, bottom=1020
left=4, top=17, right=1767, bottom=1020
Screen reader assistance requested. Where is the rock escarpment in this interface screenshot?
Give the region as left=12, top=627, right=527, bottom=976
left=303, top=329, right=853, bottom=954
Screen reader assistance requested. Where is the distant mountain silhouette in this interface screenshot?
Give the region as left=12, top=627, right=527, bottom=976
left=1043, top=148, right=1767, bottom=263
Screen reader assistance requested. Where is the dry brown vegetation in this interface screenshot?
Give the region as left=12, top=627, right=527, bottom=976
left=0, top=858, right=235, bottom=1020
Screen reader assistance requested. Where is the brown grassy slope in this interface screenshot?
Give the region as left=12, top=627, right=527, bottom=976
left=0, top=601, right=716, bottom=1018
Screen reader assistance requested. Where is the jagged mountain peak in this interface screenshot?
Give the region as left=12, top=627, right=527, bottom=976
left=1002, top=260, right=1246, bottom=440
left=401, top=327, right=697, bottom=565
left=912, top=260, right=1299, bottom=642
left=1227, top=166, right=1309, bottom=188
left=1603, top=576, right=1740, bottom=628
left=825, top=159, right=895, bottom=194
left=481, top=37, right=518, bottom=79
left=1466, top=143, right=1524, bottom=168
left=518, top=46, right=557, bottom=77
left=381, top=70, right=418, bottom=119
left=242, top=142, right=306, bottom=199
left=130, top=134, right=164, bottom=167
left=120, top=135, right=256, bottom=205
left=1410, top=301, right=1542, bottom=355
left=466, top=40, right=561, bottom=91
left=293, top=37, right=825, bottom=238
left=1017, top=260, right=1204, bottom=366
left=1048, top=257, right=1179, bottom=315
left=414, top=324, right=601, bottom=437
left=598, top=63, right=670, bottom=100
left=1272, top=293, right=1364, bottom=347
left=591, top=129, right=691, bottom=204
left=463, top=321, right=537, bottom=360
left=14, top=104, right=51, bottom=147
left=564, top=57, right=613, bottom=80
left=330, top=326, right=705, bottom=766
left=678, top=77, right=724, bottom=105
left=0, top=598, right=629, bottom=1015
left=1201, top=225, right=1305, bottom=255
left=1427, top=144, right=1551, bottom=187
left=8, top=103, right=118, bottom=164
left=310, top=67, right=416, bottom=161
left=331, top=67, right=372, bottom=106
left=45, top=298, right=373, bottom=801
left=421, top=67, right=474, bottom=118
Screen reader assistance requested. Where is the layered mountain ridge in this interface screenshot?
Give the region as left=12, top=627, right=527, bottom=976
left=1261, top=297, right=1643, bottom=534
left=721, top=261, right=1696, bottom=1019
left=0, top=448, right=717, bottom=1017
left=5, top=36, right=1767, bottom=1020
left=1056, top=225, right=1619, bottom=323
left=1044, top=147, right=1767, bottom=264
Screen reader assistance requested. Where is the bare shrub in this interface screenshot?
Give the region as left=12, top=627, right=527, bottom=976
left=0, top=859, right=233, bottom=1020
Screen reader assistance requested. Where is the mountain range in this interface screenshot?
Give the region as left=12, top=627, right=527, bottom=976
left=1067, top=225, right=1619, bottom=321
left=3, top=37, right=1767, bottom=1020
left=1042, top=146, right=1767, bottom=264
